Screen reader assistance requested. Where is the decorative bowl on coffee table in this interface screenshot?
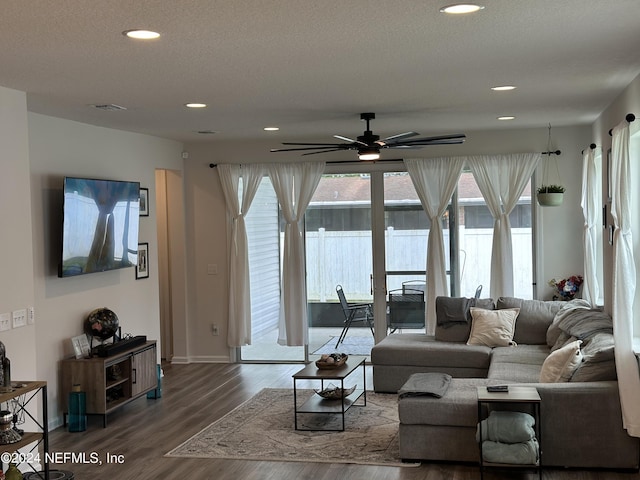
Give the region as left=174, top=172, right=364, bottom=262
left=315, top=353, right=348, bottom=369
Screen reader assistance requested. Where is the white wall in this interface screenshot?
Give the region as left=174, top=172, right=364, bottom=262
left=27, top=113, right=184, bottom=427
left=0, top=86, right=37, bottom=382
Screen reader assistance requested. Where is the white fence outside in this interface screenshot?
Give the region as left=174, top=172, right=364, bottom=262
left=305, top=227, right=533, bottom=302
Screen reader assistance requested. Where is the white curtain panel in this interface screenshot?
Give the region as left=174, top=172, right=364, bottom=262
left=268, top=161, right=325, bottom=346
left=610, top=121, right=640, bottom=437
left=218, top=163, right=264, bottom=347
left=405, top=157, right=465, bottom=334
left=580, top=147, right=601, bottom=306
left=467, top=153, right=541, bottom=299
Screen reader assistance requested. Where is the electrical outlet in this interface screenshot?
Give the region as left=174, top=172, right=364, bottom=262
left=212, top=324, right=219, bottom=336
left=12, top=308, right=27, bottom=328
left=0, top=313, right=10, bottom=331
left=28, top=306, right=35, bottom=324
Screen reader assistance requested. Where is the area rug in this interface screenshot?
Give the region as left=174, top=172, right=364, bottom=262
left=312, top=335, right=374, bottom=355
left=166, top=388, right=417, bottom=467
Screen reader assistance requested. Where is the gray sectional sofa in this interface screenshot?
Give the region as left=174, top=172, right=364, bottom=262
left=371, top=296, right=640, bottom=469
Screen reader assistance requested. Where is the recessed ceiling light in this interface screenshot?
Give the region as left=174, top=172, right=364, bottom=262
left=123, top=29, right=160, bottom=40
left=491, top=85, right=517, bottom=91
left=439, top=3, right=485, bottom=14
left=497, top=116, right=516, bottom=121
left=264, top=127, right=280, bottom=131
left=185, top=103, right=207, bottom=108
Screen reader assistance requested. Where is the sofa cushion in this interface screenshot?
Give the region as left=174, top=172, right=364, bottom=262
left=487, top=345, right=549, bottom=382
left=571, top=333, right=617, bottom=382
left=398, top=378, right=496, bottom=427
left=467, top=307, right=519, bottom=347
left=488, top=361, right=543, bottom=383
left=371, top=333, right=492, bottom=369
left=491, top=344, right=550, bottom=366
left=435, top=297, right=495, bottom=342
left=540, top=339, right=583, bottom=382
left=497, top=297, right=565, bottom=345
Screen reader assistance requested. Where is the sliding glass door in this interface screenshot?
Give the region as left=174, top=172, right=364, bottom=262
left=240, top=164, right=535, bottom=362
left=306, top=173, right=374, bottom=356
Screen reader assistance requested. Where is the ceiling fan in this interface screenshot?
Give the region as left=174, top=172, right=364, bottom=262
left=270, top=112, right=466, bottom=160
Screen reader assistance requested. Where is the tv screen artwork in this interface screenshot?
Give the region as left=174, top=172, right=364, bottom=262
left=59, top=177, right=140, bottom=277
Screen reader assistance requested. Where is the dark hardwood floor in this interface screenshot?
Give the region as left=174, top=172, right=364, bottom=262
left=48, top=362, right=639, bottom=480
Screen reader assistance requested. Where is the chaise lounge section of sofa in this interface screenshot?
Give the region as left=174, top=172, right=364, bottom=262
left=371, top=296, right=640, bottom=469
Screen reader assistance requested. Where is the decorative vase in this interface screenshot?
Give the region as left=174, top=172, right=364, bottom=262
left=4, top=463, right=22, bottom=480
left=537, top=192, right=564, bottom=207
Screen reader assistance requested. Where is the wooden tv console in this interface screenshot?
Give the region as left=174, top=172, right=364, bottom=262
left=60, top=341, right=157, bottom=427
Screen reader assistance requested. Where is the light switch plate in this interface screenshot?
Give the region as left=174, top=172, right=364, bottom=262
left=12, top=308, right=27, bottom=328
left=0, top=313, right=10, bottom=331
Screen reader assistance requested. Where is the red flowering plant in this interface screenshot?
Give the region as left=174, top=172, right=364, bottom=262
left=548, top=275, right=584, bottom=300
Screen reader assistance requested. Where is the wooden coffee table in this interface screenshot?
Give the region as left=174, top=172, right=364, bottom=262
left=292, top=355, right=366, bottom=431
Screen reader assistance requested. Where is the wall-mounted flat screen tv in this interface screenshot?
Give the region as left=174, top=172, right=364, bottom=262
left=59, top=177, right=140, bottom=278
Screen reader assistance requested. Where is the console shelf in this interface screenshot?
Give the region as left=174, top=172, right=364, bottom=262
left=60, top=341, right=157, bottom=427
left=0, top=381, right=49, bottom=479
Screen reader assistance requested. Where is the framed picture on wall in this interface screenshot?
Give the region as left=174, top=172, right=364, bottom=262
left=136, top=242, right=149, bottom=279
left=71, top=334, right=91, bottom=359
left=140, top=187, right=149, bottom=216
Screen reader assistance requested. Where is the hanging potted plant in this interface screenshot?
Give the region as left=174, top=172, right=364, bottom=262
left=537, top=124, right=565, bottom=207
left=537, top=184, right=565, bottom=207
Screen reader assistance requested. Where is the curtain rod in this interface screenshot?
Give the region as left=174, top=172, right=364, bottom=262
left=541, top=149, right=561, bottom=155
left=209, top=159, right=407, bottom=168
left=581, top=143, right=597, bottom=154
left=608, top=113, right=636, bottom=136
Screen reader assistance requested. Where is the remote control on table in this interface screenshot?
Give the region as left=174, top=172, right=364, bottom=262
left=486, top=385, right=509, bottom=392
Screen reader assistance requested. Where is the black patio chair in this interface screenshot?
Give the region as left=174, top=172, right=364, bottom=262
left=388, top=288, right=425, bottom=332
left=335, top=284, right=374, bottom=348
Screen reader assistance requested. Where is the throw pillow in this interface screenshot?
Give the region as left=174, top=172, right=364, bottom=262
left=436, top=296, right=474, bottom=327
left=435, top=297, right=495, bottom=342
left=571, top=333, right=617, bottom=382
left=539, top=339, right=583, bottom=382
left=497, top=297, right=565, bottom=345
left=466, top=307, right=520, bottom=347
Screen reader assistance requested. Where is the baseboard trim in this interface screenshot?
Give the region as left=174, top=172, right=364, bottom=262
left=171, top=355, right=230, bottom=364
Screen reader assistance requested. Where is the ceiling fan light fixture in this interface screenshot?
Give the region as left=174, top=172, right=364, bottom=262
left=439, top=3, right=485, bottom=14
left=358, top=147, right=380, bottom=161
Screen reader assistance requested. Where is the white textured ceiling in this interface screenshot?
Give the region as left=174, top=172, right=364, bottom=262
left=1, top=0, right=639, bottom=146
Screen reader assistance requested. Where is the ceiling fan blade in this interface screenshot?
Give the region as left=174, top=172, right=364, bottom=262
left=280, top=142, right=345, bottom=146
left=271, top=145, right=350, bottom=153
left=334, top=135, right=367, bottom=147
left=380, top=131, right=420, bottom=143
left=301, top=148, right=347, bottom=156
left=392, top=139, right=465, bottom=147
left=387, top=145, right=423, bottom=149
left=396, top=133, right=466, bottom=145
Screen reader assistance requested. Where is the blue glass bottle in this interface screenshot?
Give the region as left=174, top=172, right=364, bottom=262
left=68, top=384, right=87, bottom=432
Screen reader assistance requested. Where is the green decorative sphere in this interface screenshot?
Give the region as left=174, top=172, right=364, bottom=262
left=85, top=308, right=119, bottom=340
